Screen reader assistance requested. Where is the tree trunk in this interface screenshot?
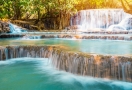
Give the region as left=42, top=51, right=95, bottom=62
left=7, top=8, right=11, bottom=19
left=59, top=12, right=62, bottom=29
left=38, top=9, right=40, bottom=21
left=7, top=1, right=11, bottom=19
left=12, top=1, right=21, bottom=20
left=15, top=8, right=21, bottom=19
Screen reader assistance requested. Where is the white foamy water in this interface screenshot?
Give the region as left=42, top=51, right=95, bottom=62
left=0, top=58, right=131, bottom=90
left=9, top=23, right=27, bottom=33
left=71, top=9, right=132, bottom=31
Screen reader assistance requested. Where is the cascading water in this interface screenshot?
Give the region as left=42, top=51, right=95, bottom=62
left=108, top=16, right=132, bottom=31
left=1, top=9, right=132, bottom=90
left=1, top=58, right=132, bottom=90
left=22, top=35, right=41, bottom=39
left=0, top=46, right=53, bottom=60
left=50, top=49, right=132, bottom=82
left=71, top=9, right=132, bottom=31
left=1, top=45, right=132, bottom=82
left=9, top=23, right=27, bottom=33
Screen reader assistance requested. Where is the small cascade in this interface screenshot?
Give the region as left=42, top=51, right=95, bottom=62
left=58, top=34, right=132, bottom=41
left=71, top=9, right=132, bottom=31
left=1, top=34, right=132, bottom=41
left=22, top=35, right=41, bottom=39
left=50, top=49, right=132, bottom=82
left=9, top=23, right=27, bottom=33
left=0, top=46, right=54, bottom=60
left=0, top=45, right=132, bottom=82
left=107, top=16, right=132, bottom=30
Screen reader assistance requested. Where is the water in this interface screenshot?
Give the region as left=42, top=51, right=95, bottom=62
left=0, top=58, right=132, bottom=90
left=108, top=16, right=132, bottom=31
left=1, top=38, right=132, bottom=55
left=1, top=9, right=132, bottom=90
left=9, top=23, right=27, bottom=33
left=71, top=9, right=132, bottom=31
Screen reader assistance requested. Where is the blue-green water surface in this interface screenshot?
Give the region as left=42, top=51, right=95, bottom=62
left=0, top=38, right=132, bottom=55
left=0, top=58, right=132, bottom=90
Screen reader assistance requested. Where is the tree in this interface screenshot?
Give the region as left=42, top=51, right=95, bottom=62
left=0, top=0, right=13, bottom=19
left=120, top=0, right=132, bottom=14
left=0, top=0, right=124, bottom=29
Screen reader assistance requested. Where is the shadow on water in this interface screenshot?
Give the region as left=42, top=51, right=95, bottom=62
left=0, top=58, right=132, bottom=90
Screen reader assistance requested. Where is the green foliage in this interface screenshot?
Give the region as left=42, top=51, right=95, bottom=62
left=0, top=0, right=121, bottom=19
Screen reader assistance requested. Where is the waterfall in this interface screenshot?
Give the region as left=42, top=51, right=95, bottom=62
left=9, top=23, right=27, bottom=33
left=50, top=49, right=132, bottom=82
left=22, top=35, right=41, bottom=39
left=71, top=9, right=132, bottom=31
left=0, top=45, right=132, bottom=82
left=0, top=46, right=54, bottom=60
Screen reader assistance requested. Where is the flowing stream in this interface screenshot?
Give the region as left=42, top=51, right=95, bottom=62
left=1, top=9, right=132, bottom=90
left=0, top=58, right=132, bottom=90
left=71, top=9, right=132, bottom=31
